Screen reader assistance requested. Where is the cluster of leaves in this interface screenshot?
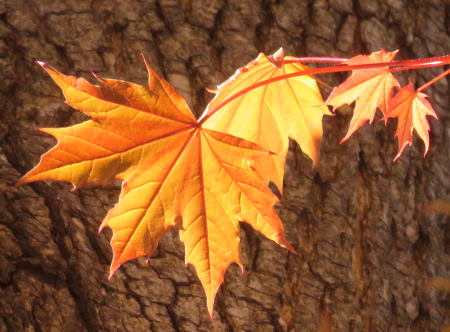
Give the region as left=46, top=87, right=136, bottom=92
left=16, top=48, right=450, bottom=316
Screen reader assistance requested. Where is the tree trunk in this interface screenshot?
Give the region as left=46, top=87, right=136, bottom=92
left=1, top=0, right=450, bottom=331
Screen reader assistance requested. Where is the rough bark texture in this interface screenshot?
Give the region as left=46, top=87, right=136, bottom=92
left=1, top=0, right=450, bottom=331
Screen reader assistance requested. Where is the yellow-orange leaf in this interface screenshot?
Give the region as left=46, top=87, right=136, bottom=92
left=17, top=60, right=295, bottom=316
left=382, top=81, right=437, bottom=160
left=201, top=48, right=330, bottom=191
left=325, top=49, right=400, bottom=141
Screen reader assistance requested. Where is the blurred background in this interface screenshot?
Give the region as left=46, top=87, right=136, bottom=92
left=1, top=0, right=450, bottom=331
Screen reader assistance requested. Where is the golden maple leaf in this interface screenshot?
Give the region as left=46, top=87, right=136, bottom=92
left=16, top=58, right=295, bottom=316
left=201, top=48, right=330, bottom=191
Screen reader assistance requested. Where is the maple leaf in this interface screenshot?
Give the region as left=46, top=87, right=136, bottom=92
left=200, top=48, right=330, bottom=191
left=325, top=49, right=400, bottom=141
left=16, top=59, right=296, bottom=317
left=382, top=81, right=438, bottom=160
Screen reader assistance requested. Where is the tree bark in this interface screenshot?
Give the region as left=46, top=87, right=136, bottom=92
left=1, top=0, right=450, bottom=331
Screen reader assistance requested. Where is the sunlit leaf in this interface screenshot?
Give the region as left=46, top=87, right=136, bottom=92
left=17, top=60, right=295, bottom=316
left=325, top=49, right=400, bottom=141
left=202, top=48, right=330, bottom=190
left=382, top=81, right=437, bottom=160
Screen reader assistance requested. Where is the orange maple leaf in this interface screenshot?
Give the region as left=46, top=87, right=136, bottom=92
left=201, top=48, right=330, bottom=191
left=382, top=81, right=438, bottom=160
left=325, top=49, right=400, bottom=141
left=16, top=60, right=296, bottom=316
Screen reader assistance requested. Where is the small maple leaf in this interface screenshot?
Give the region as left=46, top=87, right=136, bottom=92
left=201, top=48, right=330, bottom=191
left=382, top=81, right=438, bottom=160
left=325, top=49, right=400, bottom=141
left=16, top=59, right=296, bottom=317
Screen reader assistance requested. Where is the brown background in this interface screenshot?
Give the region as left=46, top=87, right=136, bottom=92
left=1, top=0, right=450, bottom=331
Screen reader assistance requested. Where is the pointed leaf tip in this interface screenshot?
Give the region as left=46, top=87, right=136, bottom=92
left=14, top=178, right=25, bottom=189
left=141, top=53, right=152, bottom=70
left=91, top=71, right=101, bottom=81
left=268, top=47, right=285, bottom=68
left=205, top=87, right=217, bottom=93
left=141, top=53, right=151, bottom=70
left=208, top=308, right=214, bottom=320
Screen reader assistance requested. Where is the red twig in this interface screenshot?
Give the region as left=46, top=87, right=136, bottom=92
left=287, top=57, right=348, bottom=63
left=417, top=68, right=450, bottom=92
left=199, top=54, right=450, bottom=125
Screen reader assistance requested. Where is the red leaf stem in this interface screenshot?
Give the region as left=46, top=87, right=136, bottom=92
left=200, top=55, right=450, bottom=125
left=417, top=68, right=450, bottom=92
left=289, top=57, right=348, bottom=63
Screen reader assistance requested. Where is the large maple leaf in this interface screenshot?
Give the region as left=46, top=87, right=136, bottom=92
left=200, top=48, right=330, bottom=191
left=325, top=49, right=400, bottom=141
left=16, top=59, right=295, bottom=316
left=382, top=81, right=438, bottom=160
